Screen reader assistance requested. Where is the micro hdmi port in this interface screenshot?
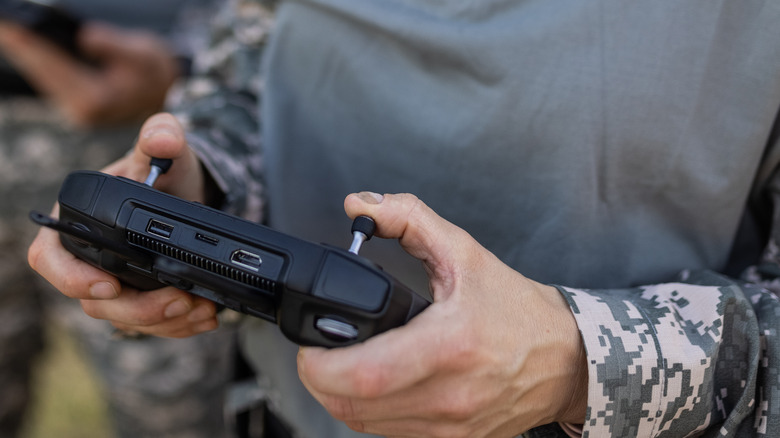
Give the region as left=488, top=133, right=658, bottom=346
left=146, top=219, right=174, bottom=239
left=231, top=249, right=262, bottom=271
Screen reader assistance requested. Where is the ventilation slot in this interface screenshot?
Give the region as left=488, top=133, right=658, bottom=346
left=127, top=231, right=277, bottom=292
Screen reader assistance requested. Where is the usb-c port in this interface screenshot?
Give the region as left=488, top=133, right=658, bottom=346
left=147, top=219, right=174, bottom=239
left=195, top=233, right=219, bottom=245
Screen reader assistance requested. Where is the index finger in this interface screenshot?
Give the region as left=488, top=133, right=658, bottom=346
left=298, top=308, right=443, bottom=399
left=27, top=205, right=120, bottom=300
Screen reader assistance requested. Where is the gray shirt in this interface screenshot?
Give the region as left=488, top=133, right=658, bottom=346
left=230, top=0, right=780, bottom=436
left=262, top=0, right=780, bottom=289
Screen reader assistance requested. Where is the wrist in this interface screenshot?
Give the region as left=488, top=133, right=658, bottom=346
left=534, top=282, right=589, bottom=425
left=557, top=333, right=588, bottom=424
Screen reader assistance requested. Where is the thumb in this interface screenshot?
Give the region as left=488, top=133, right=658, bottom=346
left=134, top=112, right=188, bottom=161
left=105, top=113, right=205, bottom=202
left=344, top=192, right=477, bottom=300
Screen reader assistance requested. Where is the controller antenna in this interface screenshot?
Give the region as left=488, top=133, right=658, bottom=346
left=144, top=158, right=173, bottom=187
left=349, top=216, right=376, bottom=255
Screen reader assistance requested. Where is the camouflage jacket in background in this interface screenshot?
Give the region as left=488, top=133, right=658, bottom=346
left=166, top=0, right=273, bottom=224
left=168, top=0, right=780, bottom=436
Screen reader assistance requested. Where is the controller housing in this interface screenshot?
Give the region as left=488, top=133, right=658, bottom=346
left=37, top=171, right=430, bottom=347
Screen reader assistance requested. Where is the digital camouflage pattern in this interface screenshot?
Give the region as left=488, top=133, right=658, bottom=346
left=167, top=0, right=273, bottom=224
left=556, top=271, right=778, bottom=437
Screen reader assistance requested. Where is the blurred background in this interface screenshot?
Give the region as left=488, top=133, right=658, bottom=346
left=0, top=1, right=238, bottom=437
left=18, top=324, right=113, bottom=438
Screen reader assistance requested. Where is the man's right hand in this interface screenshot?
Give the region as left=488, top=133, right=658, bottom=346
left=27, top=113, right=220, bottom=337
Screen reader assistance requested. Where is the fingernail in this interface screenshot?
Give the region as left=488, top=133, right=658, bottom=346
left=193, top=319, right=218, bottom=333
left=164, top=299, right=191, bottom=318
left=187, top=304, right=214, bottom=323
left=90, top=282, right=118, bottom=299
left=357, top=191, right=384, bottom=204
left=142, top=126, right=178, bottom=140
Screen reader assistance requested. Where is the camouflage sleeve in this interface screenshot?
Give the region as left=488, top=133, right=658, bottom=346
left=165, top=0, right=274, bottom=223
left=558, top=271, right=779, bottom=437
left=555, top=167, right=780, bottom=436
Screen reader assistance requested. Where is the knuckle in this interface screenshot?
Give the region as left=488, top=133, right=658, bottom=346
left=444, top=402, right=476, bottom=422
left=322, top=395, right=357, bottom=421
left=441, top=401, right=473, bottom=422
left=437, top=328, right=480, bottom=371
left=26, top=239, right=43, bottom=271
left=349, top=366, right=388, bottom=399
left=402, top=193, right=424, bottom=214
left=344, top=421, right=366, bottom=433
left=79, top=299, right=103, bottom=319
left=128, top=309, right=165, bottom=327
left=402, top=192, right=421, bottom=204
left=438, top=387, right=483, bottom=422
left=59, top=272, right=86, bottom=298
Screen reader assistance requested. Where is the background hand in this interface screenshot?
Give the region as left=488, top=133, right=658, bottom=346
left=298, top=192, right=589, bottom=437
left=0, top=20, right=179, bottom=126
left=27, top=113, right=218, bottom=337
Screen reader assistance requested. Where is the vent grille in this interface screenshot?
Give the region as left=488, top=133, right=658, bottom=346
left=127, top=231, right=277, bottom=292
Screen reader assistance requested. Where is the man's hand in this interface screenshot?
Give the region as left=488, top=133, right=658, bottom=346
left=298, top=193, right=589, bottom=437
left=0, top=20, right=179, bottom=126
left=27, top=113, right=218, bottom=337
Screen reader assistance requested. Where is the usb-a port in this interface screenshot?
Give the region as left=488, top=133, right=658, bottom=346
left=230, top=249, right=262, bottom=271
left=147, top=219, right=174, bottom=239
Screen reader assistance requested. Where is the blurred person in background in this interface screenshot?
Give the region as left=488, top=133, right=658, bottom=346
left=0, top=1, right=241, bottom=437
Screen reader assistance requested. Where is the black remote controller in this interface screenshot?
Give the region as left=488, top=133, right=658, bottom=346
left=31, top=168, right=430, bottom=347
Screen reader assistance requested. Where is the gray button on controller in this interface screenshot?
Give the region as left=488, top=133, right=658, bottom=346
left=315, top=318, right=359, bottom=341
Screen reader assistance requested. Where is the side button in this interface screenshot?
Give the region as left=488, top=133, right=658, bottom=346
left=315, top=318, right=359, bottom=342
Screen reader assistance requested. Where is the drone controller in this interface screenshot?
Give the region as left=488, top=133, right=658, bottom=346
left=31, top=159, right=430, bottom=347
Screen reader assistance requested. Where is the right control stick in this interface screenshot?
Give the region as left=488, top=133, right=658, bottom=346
left=348, top=215, right=376, bottom=255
